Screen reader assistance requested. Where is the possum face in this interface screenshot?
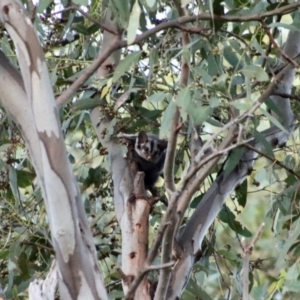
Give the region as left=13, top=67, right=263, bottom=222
left=135, top=131, right=162, bottom=163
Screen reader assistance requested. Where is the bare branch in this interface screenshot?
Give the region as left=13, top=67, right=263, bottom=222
left=242, top=223, right=265, bottom=300
left=155, top=2, right=191, bottom=298
left=56, top=36, right=122, bottom=107
left=164, top=108, right=179, bottom=194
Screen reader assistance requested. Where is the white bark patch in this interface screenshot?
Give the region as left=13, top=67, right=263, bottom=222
left=57, top=276, right=73, bottom=300
left=32, top=60, right=60, bottom=137
left=25, top=15, right=33, bottom=27
left=4, top=23, right=30, bottom=66
left=2, top=22, right=32, bottom=101
left=40, top=142, right=75, bottom=262
left=78, top=271, right=94, bottom=300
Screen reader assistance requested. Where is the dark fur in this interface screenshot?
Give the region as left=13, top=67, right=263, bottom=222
left=118, top=132, right=168, bottom=190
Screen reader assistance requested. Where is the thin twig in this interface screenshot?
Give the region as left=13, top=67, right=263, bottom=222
left=50, top=5, right=119, bottom=35
left=220, top=29, right=253, bottom=52
left=55, top=3, right=300, bottom=107
left=261, top=21, right=299, bottom=68
left=244, top=143, right=300, bottom=179
left=242, top=223, right=265, bottom=300
left=56, top=36, right=122, bottom=106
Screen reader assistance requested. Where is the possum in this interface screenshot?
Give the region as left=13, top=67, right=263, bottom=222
left=118, top=131, right=168, bottom=192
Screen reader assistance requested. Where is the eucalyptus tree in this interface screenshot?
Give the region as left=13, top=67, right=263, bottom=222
left=0, top=0, right=300, bottom=299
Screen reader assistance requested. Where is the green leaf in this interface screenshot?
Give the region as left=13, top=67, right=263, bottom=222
left=185, top=278, right=213, bottom=300
left=265, top=98, right=284, bottom=119
left=145, top=92, right=167, bottom=103
left=83, top=166, right=107, bottom=188
left=176, top=87, right=191, bottom=110
left=0, top=250, right=9, bottom=259
left=69, top=154, right=75, bottom=164
left=72, top=24, right=91, bottom=35
left=0, top=143, right=11, bottom=152
left=251, top=285, right=268, bottom=300
left=218, top=249, right=238, bottom=260
left=219, top=207, right=252, bottom=237
left=207, top=54, right=221, bottom=76
left=219, top=206, right=235, bottom=223
left=232, top=99, right=252, bottom=111
left=223, top=147, right=244, bottom=177
left=9, top=166, right=19, bottom=205
left=72, top=97, right=106, bottom=111
left=235, top=179, right=247, bottom=208
left=269, top=22, right=300, bottom=33
left=18, top=252, right=29, bottom=279
left=255, top=168, right=269, bottom=185
left=36, top=0, right=53, bottom=13
left=209, top=97, right=220, bottom=108
left=190, top=106, right=212, bottom=125
left=139, top=107, right=163, bottom=120
left=240, top=65, right=268, bottom=81
left=127, top=0, right=141, bottom=44
left=190, top=194, right=203, bottom=208
left=146, top=0, right=156, bottom=8
left=260, top=108, right=288, bottom=133
left=233, top=219, right=252, bottom=237
left=160, top=100, right=177, bottom=138
left=223, top=45, right=241, bottom=69
left=112, top=51, right=141, bottom=83
left=284, top=174, right=298, bottom=186
left=72, top=0, right=88, bottom=5
left=253, top=130, right=274, bottom=159
left=16, top=170, right=36, bottom=188
left=206, top=118, right=223, bottom=127
left=176, top=88, right=211, bottom=125
left=110, top=0, right=130, bottom=27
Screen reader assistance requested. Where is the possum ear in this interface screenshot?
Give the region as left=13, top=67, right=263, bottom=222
left=158, top=139, right=168, bottom=151
left=138, top=131, right=148, bottom=143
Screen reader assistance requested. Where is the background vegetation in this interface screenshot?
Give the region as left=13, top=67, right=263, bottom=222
left=0, top=0, right=300, bottom=299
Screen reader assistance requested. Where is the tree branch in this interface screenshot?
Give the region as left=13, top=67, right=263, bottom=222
left=55, top=2, right=300, bottom=107
left=242, top=223, right=265, bottom=300
left=56, top=36, right=122, bottom=107
left=245, top=143, right=300, bottom=179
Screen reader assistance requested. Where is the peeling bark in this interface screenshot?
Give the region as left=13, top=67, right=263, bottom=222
left=0, top=1, right=107, bottom=299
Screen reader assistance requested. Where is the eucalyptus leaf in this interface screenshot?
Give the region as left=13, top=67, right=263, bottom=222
left=235, top=179, right=247, bottom=208
left=127, top=0, right=141, bottom=45
left=240, top=65, right=268, bottom=81
left=112, top=51, right=141, bottom=83
left=223, top=147, right=244, bottom=177
left=223, top=45, right=241, bottom=69
left=9, top=166, right=20, bottom=206
left=160, top=100, right=177, bottom=138
left=190, top=106, right=212, bottom=125
left=145, top=92, right=167, bottom=103
left=260, top=108, right=288, bottom=133
left=72, top=0, right=88, bottom=5
left=269, top=22, right=300, bottom=33
left=253, top=130, right=274, bottom=159
left=146, top=0, right=156, bottom=8
left=72, top=97, right=106, bottom=111
left=36, top=0, right=53, bottom=13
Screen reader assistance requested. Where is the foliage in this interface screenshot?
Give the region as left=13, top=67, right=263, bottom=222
left=0, top=0, right=300, bottom=299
